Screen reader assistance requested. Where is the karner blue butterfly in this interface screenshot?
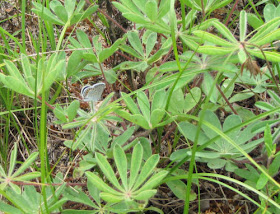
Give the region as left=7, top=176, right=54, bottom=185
left=81, top=82, right=105, bottom=102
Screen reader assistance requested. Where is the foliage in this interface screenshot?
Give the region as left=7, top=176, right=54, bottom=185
left=0, top=0, right=280, bottom=213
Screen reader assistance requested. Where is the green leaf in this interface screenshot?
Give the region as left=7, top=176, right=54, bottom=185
left=12, top=152, right=39, bottom=177
left=166, top=179, right=196, bottom=201
left=32, top=2, right=64, bottom=25
left=137, top=91, right=151, bottom=121
left=3, top=76, right=34, bottom=98
left=86, top=171, right=121, bottom=195
left=145, top=32, right=157, bottom=57
left=113, top=126, right=135, bottom=147
left=150, top=109, right=165, bottom=127
left=95, top=153, right=124, bottom=191
left=99, top=36, right=126, bottom=63
left=202, top=72, right=218, bottom=103
left=14, top=172, right=41, bottom=181
left=151, top=89, right=166, bottom=112
left=136, top=170, right=168, bottom=192
left=65, top=0, right=76, bottom=17
left=229, top=92, right=254, bottom=103
left=264, top=3, right=277, bottom=22
left=247, top=13, right=263, bottom=29
left=116, top=110, right=150, bottom=129
left=54, top=105, right=67, bottom=123
left=66, top=51, right=83, bottom=77
left=129, top=143, right=143, bottom=189
left=145, top=0, right=157, bottom=22
left=114, top=145, right=128, bottom=189
left=132, top=154, right=159, bottom=191
left=8, top=144, right=17, bottom=177
left=66, top=100, right=80, bottom=122
left=264, top=124, right=273, bottom=157
left=249, top=17, right=280, bottom=43
left=239, top=10, right=247, bottom=42
left=212, top=20, right=237, bottom=43
left=132, top=189, right=157, bottom=200
left=127, top=31, right=144, bottom=57
left=248, top=49, right=280, bottom=62
left=255, top=28, right=280, bottom=46
left=121, top=92, right=140, bottom=115
left=21, top=54, right=35, bottom=90
left=256, top=173, right=269, bottom=190
left=123, top=13, right=149, bottom=24
left=100, top=192, right=124, bottom=203
left=193, top=30, right=235, bottom=47
left=207, top=158, right=227, bottom=169
left=197, top=45, right=235, bottom=55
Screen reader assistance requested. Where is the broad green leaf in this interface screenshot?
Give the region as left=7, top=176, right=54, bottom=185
left=0, top=201, right=21, bottom=214
left=95, top=153, right=124, bottom=191
left=198, top=45, right=235, bottom=55
left=129, top=143, right=143, bottom=189
left=249, top=17, right=280, bottom=43
left=114, top=145, right=128, bottom=189
left=86, top=171, right=121, bottom=195
left=13, top=172, right=41, bottom=181
left=132, top=0, right=145, bottom=13
left=268, top=90, right=280, bottom=105
left=207, top=158, right=227, bottom=169
left=202, top=72, right=218, bottom=103
left=247, top=13, right=263, bottom=29
left=123, top=13, right=149, bottom=24
left=120, top=44, right=143, bottom=59
left=229, top=92, right=254, bottom=103
left=66, top=51, right=83, bottom=77
left=115, top=111, right=150, bottom=129
left=65, top=0, right=75, bottom=17
left=256, top=173, right=269, bottom=189
left=132, top=154, right=159, bottom=191
left=113, top=126, right=135, bottom=147
left=264, top=124, right=273, bottom=157
left=3, top=76, right=34, bottom=97
left=32, top=2, right=64, bottom=25
left=145, top=0, right=157, bottom=22
left=8, top=144, right=17, bottom=177
left=137, top=91, right=150, bottom=121
left=127, top=31, right=144, bottom=57
left=100, top=192, right=124, bottom=202
left=83, top=53, right=98, bottom=63
left=253, top=28, right=280, bottom=46
left=66, top=100, right=80, bottom=122
left=184, top=87, right=201, bottom=112
left=99, top=36, right=126, bottom=63
left=212, top=20, right=237, bottom=43
left=239, top=10, right=247, bottom=42
left=76, top=30, right=92, bottom=48
left=118, top=0, right=143, bottom=15
left=255, top=101, right=275, bottom=112
left=136, top=170, right=168, bottom=192
left=132, top=189, right=157, bottom=200
left=264, top=3, right=276, bottom=22
left=21, top=54, right=35, bottom=90
left=166, top=180, right=191, bottom=201
left=151, top=89, right=166, bottom=112
left=12, top=152, right=39, bottom=177
left=248, top=49, right=280, bottom=62
left=150, top=109, right=165, bottom=127
left=121, top=92, right=140, bottom=115
left=4, top=60, right=25, bottom=83
left=120, top=61, right=148, bottom=72
left=193, top=30, right=235, bottom=47
left=145, top=32, right=157, bottom=57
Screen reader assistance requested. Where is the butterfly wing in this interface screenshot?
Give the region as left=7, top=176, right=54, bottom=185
left=81, top=83, right=105, bottom=102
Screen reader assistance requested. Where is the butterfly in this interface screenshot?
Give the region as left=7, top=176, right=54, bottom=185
left=81, top=83, right=105, bottom=102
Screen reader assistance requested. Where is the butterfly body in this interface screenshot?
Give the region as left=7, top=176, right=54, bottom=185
left=81, top=83, right=105, bottom=102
